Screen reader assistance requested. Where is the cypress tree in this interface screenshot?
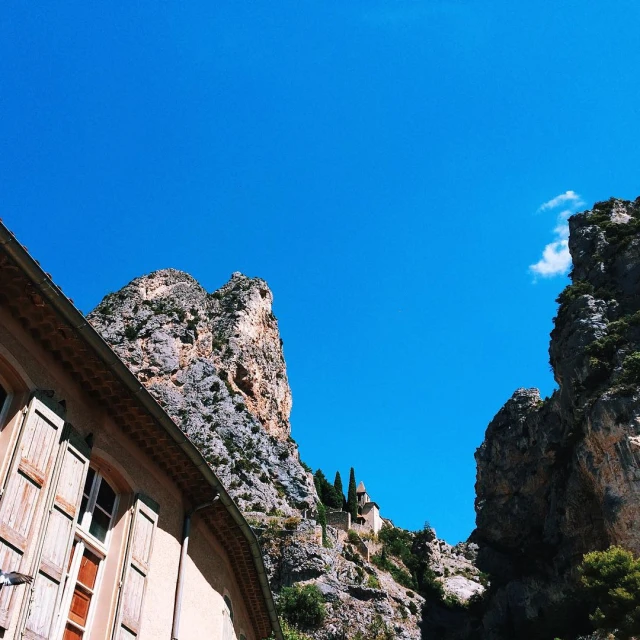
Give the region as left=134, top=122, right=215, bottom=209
left=333, top=471, right=345, bottom=511
left=317, top=502, right=328, bottom=547
left=347, top=467, right=358, bottom=522
left=314, top=469, right=342, bottom=508
left=314, top=469, right=327, bottom=502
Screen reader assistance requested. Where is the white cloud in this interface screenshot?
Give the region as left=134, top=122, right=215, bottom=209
left=530, top=239, right=571, bottom=277
left=530, top=191, right=584, bottom=279
left=553, top=223, right=570, bottom=239
left=537, top=190, right=584, bottom=212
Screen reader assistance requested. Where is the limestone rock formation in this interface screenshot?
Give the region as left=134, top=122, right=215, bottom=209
left=259, top=521, right=425, bottom=640
left=259, top=520, right=483, bottom=640
left=89, top=267, right=484, bottom=639
left=89, top=269, right=315, bottom=515
left=473, top=198, right=640, bottom=639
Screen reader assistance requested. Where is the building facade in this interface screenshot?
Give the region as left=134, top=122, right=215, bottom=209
left=355, top=482, right=382, bottom=534
left=0, top=223, right=282, bottom=640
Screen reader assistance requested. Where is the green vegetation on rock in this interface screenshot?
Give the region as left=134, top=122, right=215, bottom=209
left=352, top=614, right=394, bottom=640
left=621, top=352, right=640, bottom=385
left=580, top=545, right=640, bottom=638
left=313, top=469, right=342, bottom=509
left=316, top=502, right=328, bottom=547
left=277, top=584, right=326, bottom=630
left=279, top=620, right=312, bottom=640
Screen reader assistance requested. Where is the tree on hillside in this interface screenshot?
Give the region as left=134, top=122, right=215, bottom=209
left=317, top=502, right=328, bottom=547
left=347, top=467, right=358, bottom=522
left=277, top=584, right=326, bottom=629
left=333, top=471, right=345, bottom=510
left=313, top=469, right=342, bottom=509
left=580, top=545, right=640, bottom=637
left=313, top=469, right=327, bottom=500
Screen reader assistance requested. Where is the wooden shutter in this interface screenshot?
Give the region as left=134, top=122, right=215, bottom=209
left=21, top=428, right=91, bottom=640
left=0, top=396, right=66, bottom=629
left=112, top=494, right=159, bottom=640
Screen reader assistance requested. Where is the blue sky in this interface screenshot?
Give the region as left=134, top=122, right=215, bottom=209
left=2, top=1, right=640, bottom=543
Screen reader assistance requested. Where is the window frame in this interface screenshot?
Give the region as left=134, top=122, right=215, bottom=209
left=77, top=469, right=119, bottom=554
left=55, top=538, right=108, bottom=640
left=55, top=469, right=119, bottom=640
left=222, top=592, right=236, bottom=640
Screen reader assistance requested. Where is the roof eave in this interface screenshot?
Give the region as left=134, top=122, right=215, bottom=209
left=0, top=222, right=283, bottom=640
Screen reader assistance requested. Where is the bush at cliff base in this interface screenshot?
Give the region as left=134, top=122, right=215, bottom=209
left=279, top=620, right=312, bottom=640
left=277, top=584, right=326, bottom=630
left=579, top=545, right=640, bottom=638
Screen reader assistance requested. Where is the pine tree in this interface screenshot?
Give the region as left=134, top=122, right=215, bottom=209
left=347, top=467, right=358, bottom=522
left=333, top=471, right=345, bottom=511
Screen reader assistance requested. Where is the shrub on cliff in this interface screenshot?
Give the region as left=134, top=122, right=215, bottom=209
left=353, top=614, right=394, bottom=640
left=379, top=523, right=414, bottom=563
left=621, top=352, right=640, bottom=384
left=556, top=280, right=595, bottom=309
left=367, top=573, right=380, bottom=589
left=347, top=529, right=360, bottom=544
left=372, top=548, right=417, bottom=590
left=418, top=567, right=445, bottom=602
left=270, top=620, right=312, bottom=640
left=277, top=584, right=326, bottom=629
left=579, top=545, right=640, bottom=638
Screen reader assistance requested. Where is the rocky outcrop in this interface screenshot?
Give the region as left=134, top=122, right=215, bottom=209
left=259, top=520, right=425, bottom=640
left=90, top=267, right=486, bottom=640
left=473, top=198, right=640, bottom=639
left=89, top=269, right=316, bottom=515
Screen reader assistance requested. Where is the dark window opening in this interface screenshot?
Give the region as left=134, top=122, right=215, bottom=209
left=224, top=595, right=234, bottom=622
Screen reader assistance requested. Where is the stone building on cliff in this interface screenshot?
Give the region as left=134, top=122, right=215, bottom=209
left=0, top=221, right=282, bottom=640
left=355, top=481, right=382, bottom=534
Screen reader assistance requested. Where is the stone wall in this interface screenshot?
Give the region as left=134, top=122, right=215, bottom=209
left=326, top=510, right=351, bottom=532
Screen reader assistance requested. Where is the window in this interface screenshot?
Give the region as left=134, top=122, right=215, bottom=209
left=58, top=469, right=119, bottom=640
left=222, top=594, right=236, bottom=640
left=224, top=595, right=234, bottom=622
left=78, top=467, right=118, bottom=544
left=62, top=545, right=100, bottom=640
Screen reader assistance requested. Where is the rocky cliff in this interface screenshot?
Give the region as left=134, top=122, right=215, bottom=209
left=89, top=268, right=483, bottom=639
left=89, top=269, right=316, bottom=515
left=473, top=197, right=640, bottom=639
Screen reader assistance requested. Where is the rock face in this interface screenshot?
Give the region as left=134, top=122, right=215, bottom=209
left=90, top=267, right=484, bottom=640
left=259, top=521, right=425, bottom=640
left=473, top=198, right=640, bottom=639
left=259, top=520, right=483, bottom=640
left=89, top=269, right=315, bottom=515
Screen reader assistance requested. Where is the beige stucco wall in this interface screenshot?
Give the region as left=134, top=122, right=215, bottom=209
left=362, top=503, right=382, bottom=534
left=181, top=519, right=256, bottom=640
left=0, top=309, right=260, bottom=640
